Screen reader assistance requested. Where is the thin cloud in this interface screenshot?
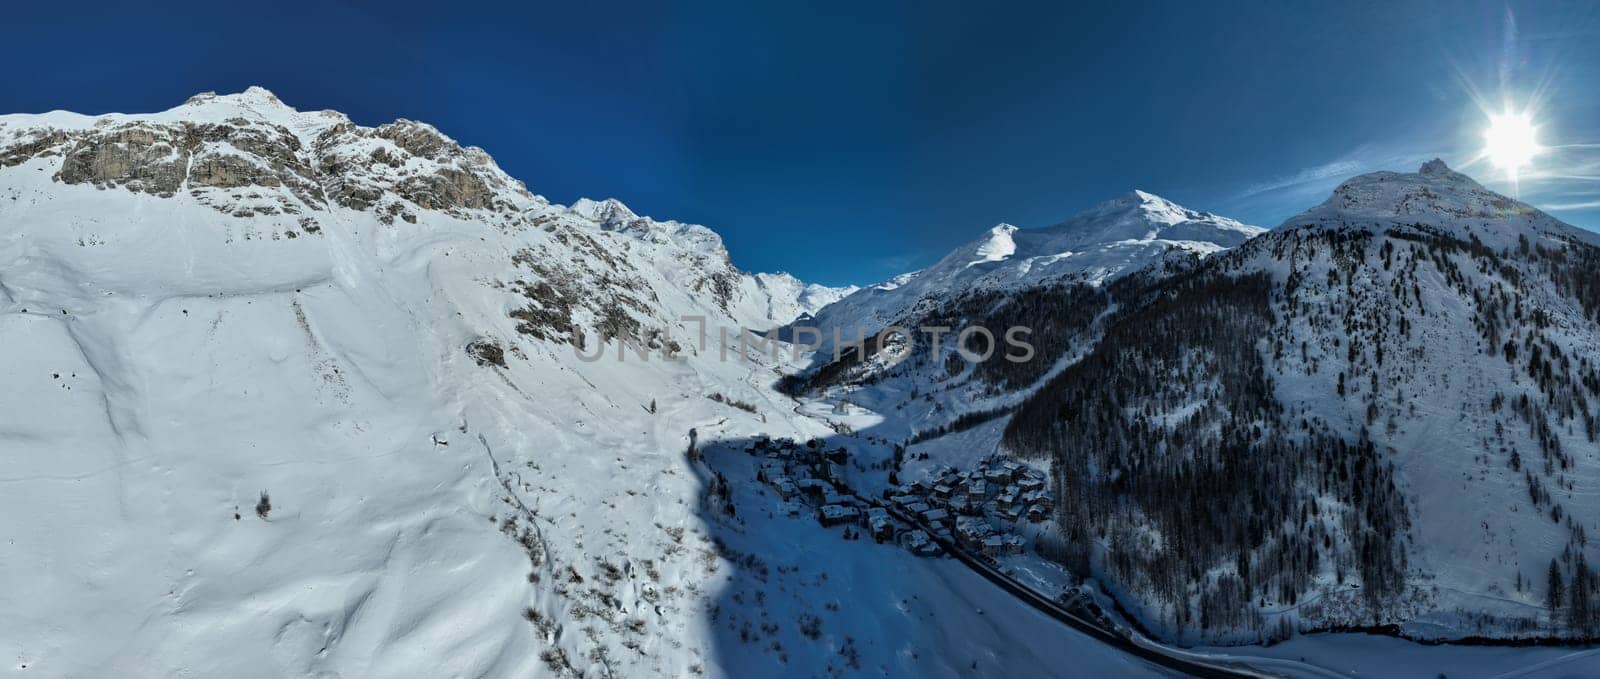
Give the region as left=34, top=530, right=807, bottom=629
left=1543, top=199, right=1600, bottom=210
left=1234, top=159, right=1366, bottom=200
left=1233, top=144, right=1438, bottom=202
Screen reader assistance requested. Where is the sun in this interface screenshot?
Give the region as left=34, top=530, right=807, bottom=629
left=1483, top=111, right=1541, bottom=175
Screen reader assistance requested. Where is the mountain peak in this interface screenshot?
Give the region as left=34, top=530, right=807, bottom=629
left=569, top=197, right=639, bottom=225
left=1095, top=188, right=1169, bottom=210
left=182, top=86, right=290, bottom=109
left=1418, top=158, right=1451, bottom=176
left=1126, top=188, right=1169, bottom=206
left=968, top=224, right=1019, bottom=267
left=1291, top=161, right=1595, bottom=249
left=1046, top=190, right=1262, bottom=250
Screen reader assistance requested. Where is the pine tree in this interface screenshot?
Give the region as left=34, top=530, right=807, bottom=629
left=1547, top=560, right=1565, bottom=620
left=1569, top=554, right=1595, bottom=633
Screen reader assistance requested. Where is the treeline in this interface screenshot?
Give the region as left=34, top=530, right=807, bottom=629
left=904, top=405, right=1013, bottom=445
left=784, top=280, right=1111, bottom=398
left=912, top=282, right=1110, bottom=391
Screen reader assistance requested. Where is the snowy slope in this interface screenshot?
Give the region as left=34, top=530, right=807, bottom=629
left=0, top=89, right=1154, bottom=678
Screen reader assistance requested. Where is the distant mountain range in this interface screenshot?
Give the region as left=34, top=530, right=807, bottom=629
left=800, top=189, right=1263, bottom=353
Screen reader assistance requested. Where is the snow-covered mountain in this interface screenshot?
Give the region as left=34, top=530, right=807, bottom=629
left=800, top=189, right=1263, bottom=348
left=780, top=190, right=1263, bottom=441
left=752, top=272, right=859, bottom=324
left=998, top=160, right=1600, bottom=643
left=0, top=89, right=1119, bottom=678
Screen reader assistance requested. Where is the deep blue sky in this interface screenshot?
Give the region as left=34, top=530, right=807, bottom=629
left=6, top=1, right=1598, bottom=285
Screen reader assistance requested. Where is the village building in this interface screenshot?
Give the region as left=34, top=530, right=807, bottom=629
left=758, top=459, right=786, bottom=478
left=774, top=479, right=799, bottom=500
left=1002, top=535, right=1026, bottom=555
left=996, top=491, right=1019, bottom=512
left=981, top=535, right=1005, bottom=556
left=968, top=479, right=988, bottom=499
left=824, top=462, right=849, bottom=484
left=920, top=507, right=951, bottom=527
left=955, top=516, right=992, bottom=548
left=1023, top=490, right=1053, bottom=514
left=866, top=507, right=895, bottom=542
left=951, top=492, right=976, bottom=514
left=903, top=529, right=942, bottom=557
left=819, top=504, right=861, bottom=527
left=797, top=478, right=829, bottom=502
left=1026, top=504, right=1049, bottom=522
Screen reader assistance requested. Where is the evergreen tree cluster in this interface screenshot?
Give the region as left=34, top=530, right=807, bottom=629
left=1004, top=268, right=1411, bottom=639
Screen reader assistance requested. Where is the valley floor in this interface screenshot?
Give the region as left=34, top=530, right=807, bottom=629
left=728, top=391, right=1600, bottom=678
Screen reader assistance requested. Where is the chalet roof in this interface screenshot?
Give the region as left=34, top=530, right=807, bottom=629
left=955, top=516, right=991, bottom=537
left=821, top=504, right=860, bottom=520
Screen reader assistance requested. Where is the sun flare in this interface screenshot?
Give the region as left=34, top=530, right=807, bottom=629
left=1483, top=111, right=1541, bottom=175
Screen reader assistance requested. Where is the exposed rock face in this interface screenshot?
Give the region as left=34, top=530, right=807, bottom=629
left=312, top=119, right=525, bottom=221
left=55, top=123, right=192, bottom=196
left=5, top=97, right=525, bottom=227
left=0, top=129, right=68, bottom=167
